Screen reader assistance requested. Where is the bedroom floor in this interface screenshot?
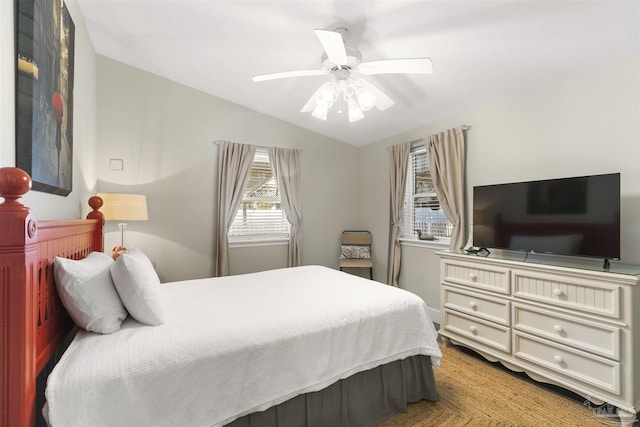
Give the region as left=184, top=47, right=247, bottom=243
left=379, top=328, right=634, bottom=426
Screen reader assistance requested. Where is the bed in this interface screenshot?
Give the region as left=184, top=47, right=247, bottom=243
left=0, top=167, right=442, bottom=427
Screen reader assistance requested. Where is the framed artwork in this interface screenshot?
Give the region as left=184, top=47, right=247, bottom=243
left=15, top=0, right=75, bottom=196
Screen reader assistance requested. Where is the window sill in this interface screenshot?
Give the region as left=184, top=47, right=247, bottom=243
left=229, top=237, right=289, bottom=248
left=400, top=237, right=450, bottom=250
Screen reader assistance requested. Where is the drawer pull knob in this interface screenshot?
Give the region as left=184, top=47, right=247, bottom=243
left=554, top=355, right=564, bottom=364
left=469, top=273, right=478, bottom=281
left=469, top=302, right=477, bottom=310
left=553, top=288, right=563, bottom=297
left=469, top=325, right=477, bottom=334
left=553, top=325, right=564, bottom=333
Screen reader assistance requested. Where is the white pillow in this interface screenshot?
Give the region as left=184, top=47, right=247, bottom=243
left=54, top=252, right=128, bottom=334
left=110, top=248, right=165, bottom=326
left=339, top=245, right=371, bottom=259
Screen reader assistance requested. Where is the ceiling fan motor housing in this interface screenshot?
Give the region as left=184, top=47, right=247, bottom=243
left=321, top=47, right=363, bottom=73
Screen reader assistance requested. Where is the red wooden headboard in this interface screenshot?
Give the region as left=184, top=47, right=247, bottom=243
left=0, top=167, right=104, bottom=427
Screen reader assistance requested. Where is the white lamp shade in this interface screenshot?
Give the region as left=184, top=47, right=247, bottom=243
left=97, top=193, right=148, bottom=221
left=356, top=88, right=376, bottom=111
left=318, top=84, right=336, bottom=104
left=347, top=98, right=364, bottom=123
left=312, top=104, right=329, bottom=121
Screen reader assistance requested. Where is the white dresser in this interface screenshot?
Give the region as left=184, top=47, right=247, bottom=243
left=438, top=250, right=640, bottom=426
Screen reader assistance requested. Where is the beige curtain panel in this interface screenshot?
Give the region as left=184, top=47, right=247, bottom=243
left=387, top=142, right=410, bottom=287
left=428, top=127, right=467, bottom=250
left=269, top=147, right=303, bottom=267
left=215, top=141, right=256, bottom=277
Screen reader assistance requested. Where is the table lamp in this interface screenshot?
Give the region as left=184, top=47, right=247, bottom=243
left=97, top=193, right=148, bottom=259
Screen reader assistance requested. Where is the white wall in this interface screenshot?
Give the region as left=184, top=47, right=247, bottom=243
left=0, top=0, right=98, bottom=220
left=3, top=2, right=637, bottom=315
left=0, top=1, right=15, bottom=167
left=359, top=55, right=640, bottom=320
left=95, top=56, right=360, bottom=282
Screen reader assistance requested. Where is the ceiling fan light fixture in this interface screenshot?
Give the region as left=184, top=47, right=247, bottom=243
left=312, top=103, right=329, bottom=121
left=355, top=88, right=376, bottom=112
left=315, top=97, right=333, bottom=110
left=318, top=84, right=336, bottom=104
left=306, top=78, right=377, bottom=122
left=347, top=98, right=364, bottom=123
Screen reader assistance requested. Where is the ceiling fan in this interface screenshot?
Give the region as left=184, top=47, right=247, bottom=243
left=252, top=28, right=433, bottom=123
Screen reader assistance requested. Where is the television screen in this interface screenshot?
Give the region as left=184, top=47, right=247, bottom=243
left=472, top=173, right=620, bottom=260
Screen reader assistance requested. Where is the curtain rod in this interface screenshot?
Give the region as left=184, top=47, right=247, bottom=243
left=213, top=140, right=302, bottom=153
left=406, top=124, right=472, bottom=146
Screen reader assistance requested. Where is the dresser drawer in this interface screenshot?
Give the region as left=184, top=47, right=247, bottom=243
left=514, top=332, right=620, bottom=394
left=442, top=259, right=510, bottom=295
left=513, top=303, right=620, bottom=360
left=443, top=285, right=510, bottom=326
left=511, top=269, right=621, bottom=319
left=443, top=310, right=510, bottom=353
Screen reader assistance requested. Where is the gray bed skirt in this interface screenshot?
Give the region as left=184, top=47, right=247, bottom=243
left=227, top=355, right=438, bottom=427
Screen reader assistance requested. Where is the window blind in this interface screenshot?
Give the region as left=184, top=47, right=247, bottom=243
left=229, top=148, right=290, bottom=240
left=401, top=144, right=453, bottom=239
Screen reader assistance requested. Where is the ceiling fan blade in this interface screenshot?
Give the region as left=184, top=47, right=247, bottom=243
left=358, top=79, right=395, bottom=111
left=252, top=69, right=326, bottom=82
left=358, top=58, right=433, bottom=75
left=314, top=29, right=347, bottom=66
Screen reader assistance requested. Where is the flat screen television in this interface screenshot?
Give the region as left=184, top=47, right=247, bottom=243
left=472, top=173, right=620, bottom=261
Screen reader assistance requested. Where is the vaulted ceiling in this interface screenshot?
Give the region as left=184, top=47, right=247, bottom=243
left=76, top=1, right=639, bottom=147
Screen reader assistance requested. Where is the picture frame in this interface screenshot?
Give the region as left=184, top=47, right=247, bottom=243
left=15, top=0, right=75, bottom=196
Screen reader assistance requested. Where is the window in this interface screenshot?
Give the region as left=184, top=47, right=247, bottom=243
left=401, top=143, right=453, bottom=240
left=229, top=148, right=290, bottom=241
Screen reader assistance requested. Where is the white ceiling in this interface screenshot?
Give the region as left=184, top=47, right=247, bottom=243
left=76, top=0, right=639, bottom=147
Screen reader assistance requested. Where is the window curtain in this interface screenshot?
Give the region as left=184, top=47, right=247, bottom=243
left=268, top=147, right=303, bottom=267
left=215, top=141, right=256, bottom=277
left=387, top=142, right=411, bottom=287
left=428, top=127, right=467, bottom=250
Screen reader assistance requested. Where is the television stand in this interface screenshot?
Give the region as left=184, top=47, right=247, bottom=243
left=438, top=250, right=640, bottom=427
left=603, top=258, right=611, bottom=270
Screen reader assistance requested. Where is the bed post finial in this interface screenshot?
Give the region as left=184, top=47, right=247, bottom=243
left=87, top=195, right=105, bottom=252
left=87, top=195, right=105, bottom=225
left=0, top=167, right=36, bottom=241
left=0, top=167, right=32, bottom=205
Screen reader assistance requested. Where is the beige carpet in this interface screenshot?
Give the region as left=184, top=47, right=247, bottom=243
left=380, top=343, right=633, bottom=427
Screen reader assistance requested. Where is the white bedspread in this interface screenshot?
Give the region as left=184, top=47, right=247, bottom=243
left=45, top=265, right=441, bottom=427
